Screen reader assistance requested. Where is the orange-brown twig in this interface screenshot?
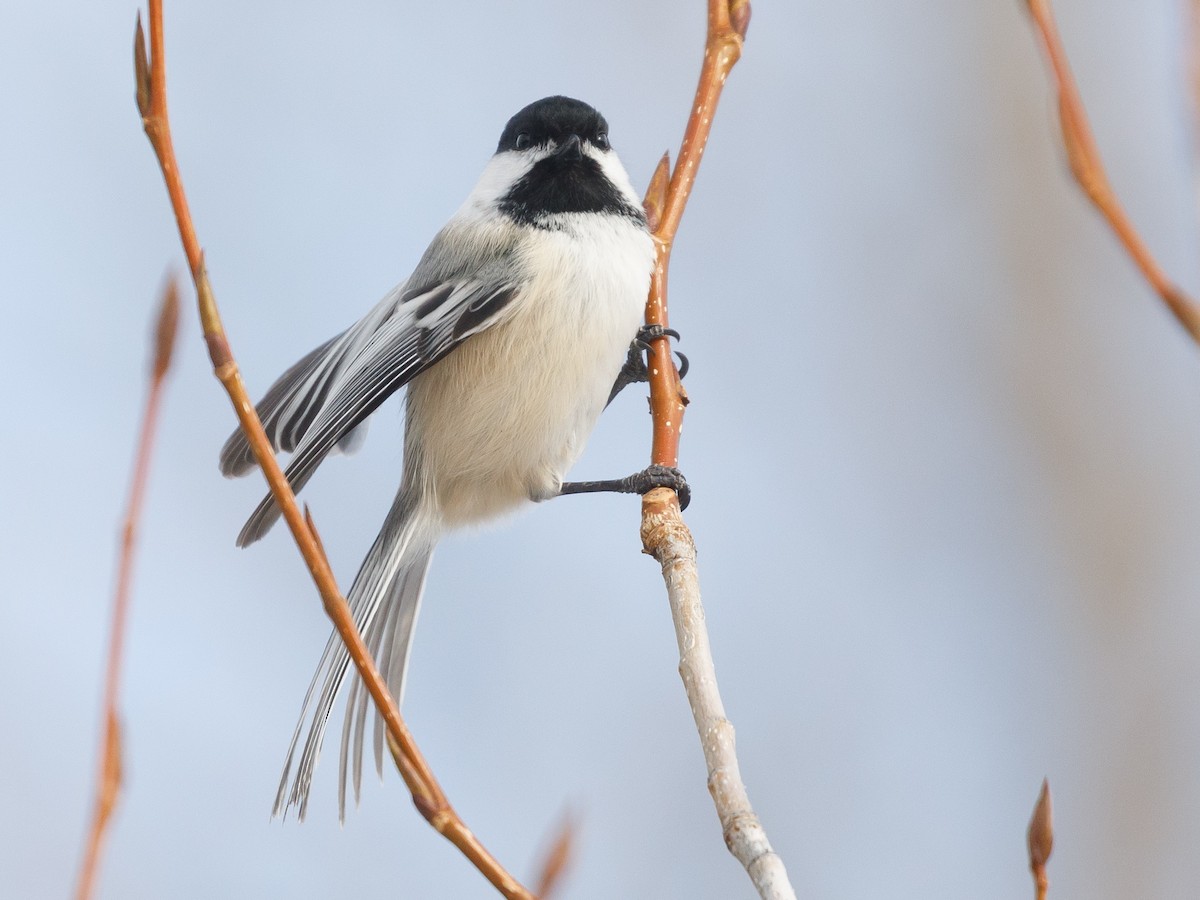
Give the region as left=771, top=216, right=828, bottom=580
left=641, top=0, right=751, bottom=469
left=1024, top=0, right=1200, bottom=342
left=637, top=3, right=795, bottom=899
left=75, top=279, right=180, bottom=900
left=1027, top=779, right=1054, bottom=900
left=531, top=809, right=577, bottom=899
left=132, top=3, right=531, bottom=896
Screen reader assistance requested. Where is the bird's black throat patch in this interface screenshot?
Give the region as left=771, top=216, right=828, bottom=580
left=498, top=154, right=643, bottom=227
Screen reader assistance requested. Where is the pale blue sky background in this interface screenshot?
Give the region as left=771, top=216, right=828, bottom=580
left=5, top=1, right=1200, bottom=897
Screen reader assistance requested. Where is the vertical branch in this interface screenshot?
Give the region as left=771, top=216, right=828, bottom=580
left=1022, top=0, right=1200, bottom=342
left=74, top=280, right=180, bottom=900
left=642, top=0, right=750, bottom=469
left=640, top=154, right=686, bottom=469
left=639, top=2, right=796, bottom=898
left=132, top=3, right=531, bottom=896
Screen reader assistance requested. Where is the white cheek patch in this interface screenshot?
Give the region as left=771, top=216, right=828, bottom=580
left=458, top=151, right=535, bottom=217
left=460, top=150, right=546, bottom=217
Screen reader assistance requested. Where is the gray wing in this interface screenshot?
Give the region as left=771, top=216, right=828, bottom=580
left=219, top=325, right=370, bottom=478
left=220, top=242, right=522, bottom=546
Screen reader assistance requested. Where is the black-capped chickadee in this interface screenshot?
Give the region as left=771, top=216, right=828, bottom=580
left=220, top=96, right=687, bottom=820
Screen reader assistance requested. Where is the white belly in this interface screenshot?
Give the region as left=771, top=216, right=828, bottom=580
left=404, top=216, right=653, bottom=526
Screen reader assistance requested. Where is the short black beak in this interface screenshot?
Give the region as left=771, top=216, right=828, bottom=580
left=556, top=134, right=583, bottom=161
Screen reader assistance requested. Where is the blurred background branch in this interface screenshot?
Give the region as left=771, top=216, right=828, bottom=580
left=74, top=279, right=179, bottom=900
left=1024, top=0, right=1200, bottom=341
left=1027, top=779, right=1054, bottom=900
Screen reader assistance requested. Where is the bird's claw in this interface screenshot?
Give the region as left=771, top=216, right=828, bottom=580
left=623, top=464, right=691, bottom=510
left=633, top=325, right=688, bottom=379
left=607, top=326, right=689, bottom=406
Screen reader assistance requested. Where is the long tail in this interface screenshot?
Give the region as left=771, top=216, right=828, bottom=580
left=272, top=490, right=438, bottom=821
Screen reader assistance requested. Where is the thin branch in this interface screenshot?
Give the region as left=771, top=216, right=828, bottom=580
left=637, top=3, right=796, bottom=898
left=1027, top=779, right=1054, bottom=900
left=1023, top=0, right=1200, bottom=342
left=132, top=4, right=531, bottom=896
left=1191, top=0, right=1200, bottom=131
left=532, top=809, right=577, bottom=899
left=75, top=279, right=180, bottom=900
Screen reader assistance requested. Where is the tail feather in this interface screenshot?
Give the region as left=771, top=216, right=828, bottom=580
left=272, top=491, right=437, bottom=821
left=371, top=555, right=432, bottom=777
left=338, top=543, right=432, bottom=812
left=340, top=603, right=383, bottom=813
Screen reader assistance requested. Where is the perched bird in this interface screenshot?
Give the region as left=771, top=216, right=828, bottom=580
left=220, top=96, right=687, bottom=819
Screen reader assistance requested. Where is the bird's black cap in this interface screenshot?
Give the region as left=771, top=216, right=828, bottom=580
left=497, top=96, right=608, bottom=153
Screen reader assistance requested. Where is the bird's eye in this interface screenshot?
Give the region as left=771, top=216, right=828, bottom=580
left=594, top=132, right=610, bottom=150
left=515, top=133, right=532, bottom=150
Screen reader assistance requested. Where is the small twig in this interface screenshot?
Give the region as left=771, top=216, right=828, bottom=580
left=132, top=4, right=531, bottom=896
left=1027, top=779, right=1054, bottom=900
left=1023, top=0, right=1200, bottom=342
left=638, top=3, right=796, bottom=899
left=74, top=279, right=180, bottom=900
left=532, top=809, right=577, bottom=899
left=1191, top=1, right=1200, bottom=127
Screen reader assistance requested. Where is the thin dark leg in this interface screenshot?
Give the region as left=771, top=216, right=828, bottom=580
left=559, top=464, right=690, bottom=510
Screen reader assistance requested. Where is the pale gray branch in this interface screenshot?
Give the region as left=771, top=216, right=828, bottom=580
left=641, top=501, right=796, bottom=900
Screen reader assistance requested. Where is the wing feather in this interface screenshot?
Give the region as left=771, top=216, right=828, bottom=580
left=230, top=278, right=521, bottom=546
left=218, top=296, right=399, bottom=476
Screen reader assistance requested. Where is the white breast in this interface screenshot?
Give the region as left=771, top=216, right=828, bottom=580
left=405, top=214, right=654, bottom=527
